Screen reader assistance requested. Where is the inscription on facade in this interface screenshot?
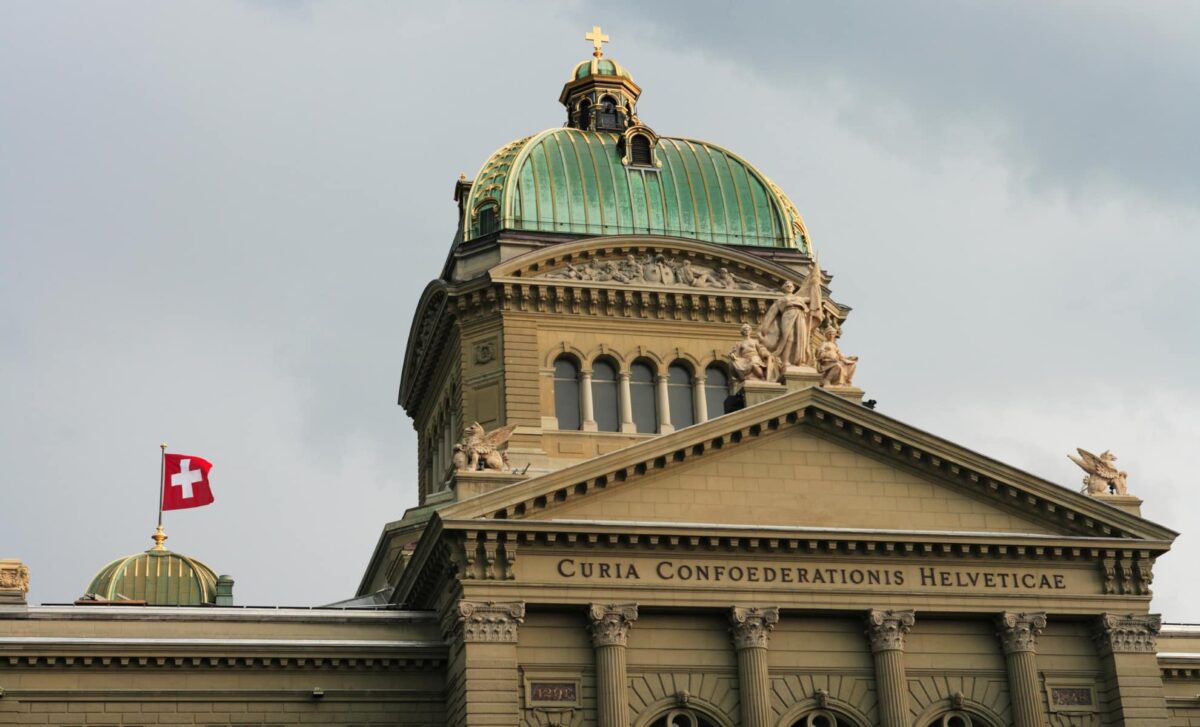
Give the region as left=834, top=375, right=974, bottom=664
left=550, top=558, right=1076, bottom=592
left=530, top=682, right=578, bottom=702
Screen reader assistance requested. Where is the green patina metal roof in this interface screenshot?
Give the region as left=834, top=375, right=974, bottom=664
left=86, top=549, right=218, bottom=606
left=572, top=57, right=631, bottom=80
left=464, top=128, right=811, bottom=252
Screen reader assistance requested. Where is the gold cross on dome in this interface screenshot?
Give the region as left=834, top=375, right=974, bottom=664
left=585, top=25, right=610, bottom=58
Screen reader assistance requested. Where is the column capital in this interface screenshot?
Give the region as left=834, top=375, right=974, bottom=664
left=588, top=603, right=639, bottom=647
left=443, top=599, right=525, bottom=643
left=729, top=606, right=780, bottom=650
left=997, top=611, right=1047, bottom=654
left=1095, top=612, right=1161, bottom=654
left=865, top=609, right=915, bottom=652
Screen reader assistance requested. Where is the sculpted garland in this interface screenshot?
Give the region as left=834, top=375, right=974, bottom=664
left=540, top=253, right=771, bottom=291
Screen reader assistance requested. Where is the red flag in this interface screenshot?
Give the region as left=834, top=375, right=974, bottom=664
left=162, top=453, right=215, bottom=511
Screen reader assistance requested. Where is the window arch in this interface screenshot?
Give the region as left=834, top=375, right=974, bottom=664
left=629, top=359, right=657, bottom=433
left=667, top=362, right=695, bottom=429
left=591, top=357, right=620, bottom=432
left=630, top=134, right=653, bottom=166
left=648, top=709, right=718, bottom=727
left=475, top=202, right=499, bottom=236
left=597, top=94, right=620, bottom=130
left=703, top=365, right=730, bottom=421
left=553, top=357, right=581, bottom=430
left=790, top=711, right=860, bottom=727
left=924, top=712, right=991, bottom=727
left=577, top=98, right=591, bottom=130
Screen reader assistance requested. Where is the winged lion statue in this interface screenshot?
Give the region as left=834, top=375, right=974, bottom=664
left=1067, top=448, right=1128, bottom=496
left=455, top=421, right=519, bottom=472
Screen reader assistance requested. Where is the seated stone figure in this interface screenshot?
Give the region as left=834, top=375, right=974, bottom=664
left=816, top=340, right=858, bottom=387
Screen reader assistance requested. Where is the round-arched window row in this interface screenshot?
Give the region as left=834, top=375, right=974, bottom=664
left=553, top=356, right=731, bottom=433
left=647, top=709, right=718, bottom=727
left=926, top=712, right=984, bottom=727
left=790, top=710, right=860, bottom=727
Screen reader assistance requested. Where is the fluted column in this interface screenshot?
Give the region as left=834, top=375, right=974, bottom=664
left=730, top=607, right=779, bottom=727
left=693, top=376, right=709, bottom=424
left=1094, top=613, right=1170, bottom=725
left=618, top=371, right=635, bottom=433
left=580, top=370, right=597, bottom=431
left=655, top=374, right=674, bottom=433
left=998, top=612, right=1048, bottom=727
left=865, top=609, right=915, bottom=727
left=588, top=603, right=638, bottom=727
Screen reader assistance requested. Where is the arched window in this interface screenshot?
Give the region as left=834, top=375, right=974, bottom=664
left=790, top=711, right=859, bottom=727
left=476, top=203, right=499, bottom=236
left=553, top=357, right=581, bottom=430
left=648, top=709, right=718, bottom=727
left=629, top=360, right=657, bottom=433
left=667, top=363, right=695, bottom=429
left=630, top=134, right=653, bottom=166
left=577, top=99, right=591, bottom=130
left=591, top=358, right=619, bottom=432
left=704, top=365, right=730, bottom=421
left=597, top=95, right=620, bottom=130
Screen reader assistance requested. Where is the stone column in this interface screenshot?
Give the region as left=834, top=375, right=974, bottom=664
left=618, top=371, right=635, bottom=433
left=655, top=374, right=674, bottom=433
left=997, top=612, right=1048, bottom=727
left=1094, top=613, right=1170, bottom=725
left=729, top=607, right=779, bottom=727
left=588, top=603, right=638, bottom=727
left=693, top=376, right=708, bottom=424
left=580, top=369, right=597, bottom=431
left=865, top=609, right=915, bottom=727
left=442, top=600, right=525, bottom=727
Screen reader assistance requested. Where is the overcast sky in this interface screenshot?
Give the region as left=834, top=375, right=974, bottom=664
left=2, top=1, right=1198, bottom=619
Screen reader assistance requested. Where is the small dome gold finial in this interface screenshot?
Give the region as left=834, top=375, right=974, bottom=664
left=151, top=525, right=168, bottom=551
left=585, top=25, right=609, bottom=58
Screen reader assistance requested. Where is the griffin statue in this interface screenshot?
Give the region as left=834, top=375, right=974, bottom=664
left=1068, top=448, right=1129, bottom=496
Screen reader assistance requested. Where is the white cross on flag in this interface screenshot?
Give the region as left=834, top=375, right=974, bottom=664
left=162, top=453, right=215, bottom=511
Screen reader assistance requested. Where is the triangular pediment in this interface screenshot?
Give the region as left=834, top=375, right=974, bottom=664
left=439, top=388, right=1176, bottom=544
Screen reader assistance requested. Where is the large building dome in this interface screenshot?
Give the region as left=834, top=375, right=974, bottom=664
left=458, top=31, right=811, bottom=253
left=82, top=529, right=225, bottom=606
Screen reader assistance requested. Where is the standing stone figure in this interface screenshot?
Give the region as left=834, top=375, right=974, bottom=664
left=758, top=280, right=813, bottom=368
left=816, top=340, right=858, bottom=387
left=729, top=323, right=780, bottom=383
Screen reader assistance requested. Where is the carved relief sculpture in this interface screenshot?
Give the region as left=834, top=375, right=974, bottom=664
left=816, top=340, right=859, bottom=387
left=729, top=606, right=780, bottom=649
left=540, top=253, right=770, bottom=291
left=1068, top=448, right=1129, bottom=495
left=456, top=422, right=519, bottom=472
left=729, top=323, right=781, bottom=384
left=0, top=559, right=30, bottom=599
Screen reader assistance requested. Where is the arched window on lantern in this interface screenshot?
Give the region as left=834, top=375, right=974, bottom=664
left=629, top=359, right=657, bottom=434
left=577, top=98, right=592, bottom=130
left=591, top=357, right=620, bottom=433
left=596, top=95, right=620, bottom=130
left=704, top=365, right=730, bottom=421
left=667, top=362, right=695, bottom=429
left=553, top=356, right=581, bottom=430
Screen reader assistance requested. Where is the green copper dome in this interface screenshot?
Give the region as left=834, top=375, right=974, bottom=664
left=85, top=547, right=218, bottom=606
left=572, top=57, right=631, bottom=80
left=464, top=128, right=811, bottom=251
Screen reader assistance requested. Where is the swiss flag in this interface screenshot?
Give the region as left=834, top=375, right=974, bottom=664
left=162, top=453, right=215, bottom=511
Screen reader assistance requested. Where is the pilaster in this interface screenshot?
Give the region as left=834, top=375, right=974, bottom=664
left=997, top=611, right=1047, bottom=727
left=588, top=603, right=638, bottom=727
left=442, top=600, right=525, bottom=727
left=729, top=606, right=779, bottom=727
left=1094, top=613, right=1169, bottom=725
left=865, top=609, right=914, bottom=727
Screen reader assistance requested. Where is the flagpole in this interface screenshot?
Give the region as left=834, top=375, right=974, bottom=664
left=153, top=443, right=168, bottom=551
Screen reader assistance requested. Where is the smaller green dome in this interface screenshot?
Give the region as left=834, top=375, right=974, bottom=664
left=572, top=57, right=631, bottom=80
left=85, top=541, right=218, bottom=606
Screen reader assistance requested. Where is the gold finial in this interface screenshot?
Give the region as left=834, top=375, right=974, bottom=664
left=585, top=25, right=610, bottom=58
left=151, top=525, right=168, bottom=551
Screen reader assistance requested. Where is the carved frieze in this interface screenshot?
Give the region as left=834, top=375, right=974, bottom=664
left=0, top=559, right=30, bottom=605
left=539, top=253, right=772, bottom=292
left=1095, top=613, right=1161, bottom=654
left=729, top=606, right=780, bottom=650
left=998, top=611, right=1047, bottom=654
left=444, top=599, right=526, bottom=643
left=865, top=609, right=915, bottom=652
left=587, top=603, right=639, bottom=647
